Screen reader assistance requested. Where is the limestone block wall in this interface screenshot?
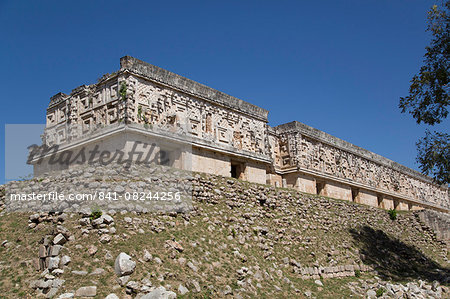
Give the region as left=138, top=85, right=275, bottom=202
left=296, top=173, right=317, bottom=194
left=355, top=189, right=378, bottom=207
left=397, top=201, right=410, bottom=211
left=191, top=148, right=231, bottom=178
left=379, top=195, right=395, bottom=210
left=245, top=162, right=267, bottom=184
left=321, top=181, right=353, bottom=201
left=266, top=173, right=282, bottom=187
left=417, top=210, right=450, bottom=242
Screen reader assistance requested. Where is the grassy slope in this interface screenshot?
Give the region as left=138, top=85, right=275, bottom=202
left=0, top=175, right=448, bottom=298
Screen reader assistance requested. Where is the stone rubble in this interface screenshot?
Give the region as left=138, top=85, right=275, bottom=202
left=0, top=166, right=449, bottom=298
left=74, top=286, right=97, bottom=297
left=28, top=215, right=74, bottom=297
left=115, top=252, right=136, bottom=277
left=349, top=278, right=448, bottom=299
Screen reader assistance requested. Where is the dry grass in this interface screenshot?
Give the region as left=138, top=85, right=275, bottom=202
left=0, top=175, right=448, bottom=298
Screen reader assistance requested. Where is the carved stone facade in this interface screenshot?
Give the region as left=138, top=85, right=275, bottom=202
left=272, top=122, right=449, bottom=212
left=33, top=56, right=449, bottom=213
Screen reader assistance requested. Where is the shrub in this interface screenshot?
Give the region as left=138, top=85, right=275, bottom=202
left=119, top=81, right=127, bottom=101
left=354, top=269, right=361, bottom=278
left=90, top=208, right=102, bottom=220
left=388, top=209, right=397, bottom=220
left=376, top=287, right=385, bottom=297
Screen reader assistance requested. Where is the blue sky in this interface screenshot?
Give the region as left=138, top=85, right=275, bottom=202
left=1, top=0, right=448, bottom=184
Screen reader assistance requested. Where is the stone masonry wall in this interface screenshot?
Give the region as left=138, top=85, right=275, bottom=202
left=417, top=210, right=450, bottom=243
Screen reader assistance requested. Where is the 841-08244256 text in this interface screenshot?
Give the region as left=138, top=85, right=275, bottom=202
left=8, top=191, right=182, bottom=202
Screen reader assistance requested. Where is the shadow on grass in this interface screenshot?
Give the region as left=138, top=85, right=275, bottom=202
left=349, top=226, right=449, bottom=284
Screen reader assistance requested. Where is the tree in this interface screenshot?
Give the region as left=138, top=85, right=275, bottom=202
left=400, top=1, right=449, bottom=185
left=416, top=130, right=449, bottom=184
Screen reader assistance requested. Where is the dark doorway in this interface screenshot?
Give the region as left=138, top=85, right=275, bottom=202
left=377, top=194, right=383, bottom=208
left=231, top=161, right=245, bottom=179
left=394, top=199, right=399, bottom=210
left=316, top=181, right=324, bottom=195
left=351, top=188, right=359, bottom=202
left=231, top=164, right=237, bottom=178
left=159, top=149, right=172, bottom=166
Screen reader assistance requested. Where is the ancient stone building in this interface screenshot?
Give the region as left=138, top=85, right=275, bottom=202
left=30, top=56, right=449, bottom=213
